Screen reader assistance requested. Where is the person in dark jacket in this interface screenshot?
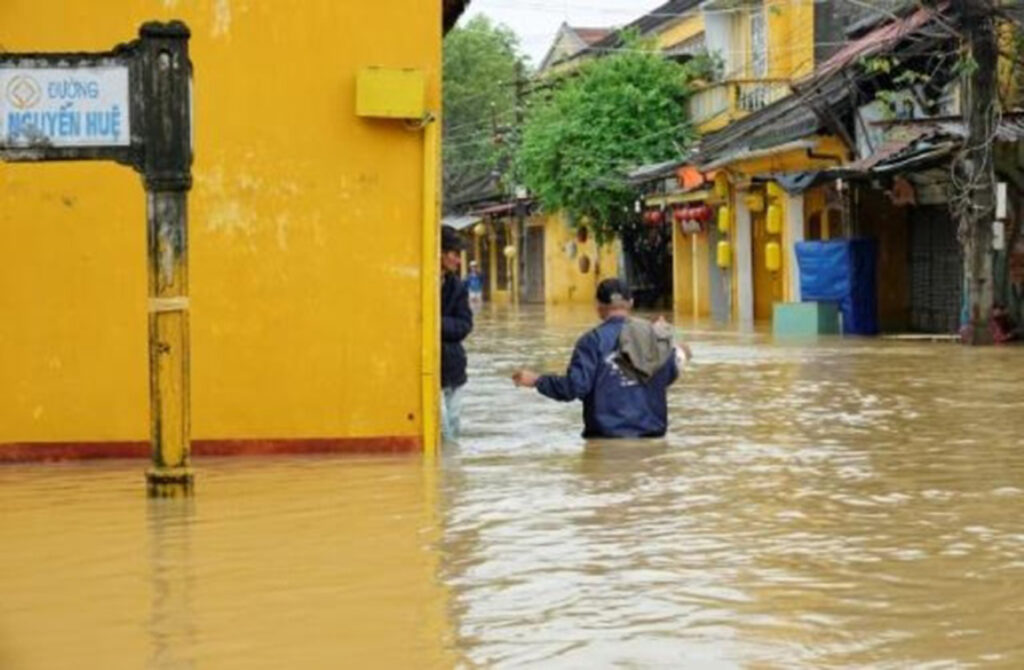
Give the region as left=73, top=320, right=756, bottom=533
left=441, top=225, right=473, bottom=441
left=512, top=279, right=686, bottom=438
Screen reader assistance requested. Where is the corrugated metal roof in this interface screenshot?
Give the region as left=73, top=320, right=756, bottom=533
left=846, top=126, right=938, bottom=171
left=857, top=117, right=1024, bottom=170
left=931, top=118, right=1024, bottom=143
left=839, top=116, right=1024, bottom=176
left=813, top=5, right=941, bottom=82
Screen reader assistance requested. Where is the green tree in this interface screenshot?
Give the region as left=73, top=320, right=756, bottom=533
left=517, top=43, right=701, bottom=243
left=442, top=16, right=526, bottom=210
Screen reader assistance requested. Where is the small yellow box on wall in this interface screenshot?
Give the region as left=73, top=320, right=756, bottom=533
left=356, top=67, right=426, bottom=119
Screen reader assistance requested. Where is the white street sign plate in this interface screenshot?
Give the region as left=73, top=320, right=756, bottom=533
left=0, top=66, right=130, bottom=147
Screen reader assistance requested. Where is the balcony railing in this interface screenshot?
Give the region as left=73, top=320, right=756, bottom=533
left=688, top=79, right=792, bottom=129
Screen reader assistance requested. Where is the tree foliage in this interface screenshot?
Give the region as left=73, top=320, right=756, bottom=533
left=442, top=16, right=526, bottom=210
left=517, top=43, right=703, bottom=242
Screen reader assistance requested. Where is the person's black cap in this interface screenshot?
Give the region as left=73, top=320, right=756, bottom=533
left=596, top=278, right=633, bottom=305
left=442, top=225, right=465, bottom=253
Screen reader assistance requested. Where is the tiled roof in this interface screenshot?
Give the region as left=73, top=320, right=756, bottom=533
left=572, top=27, right=612, bottom=46
left=443, top=0, right=469, bottom=34
left=588, top=0, right=703, bottom=51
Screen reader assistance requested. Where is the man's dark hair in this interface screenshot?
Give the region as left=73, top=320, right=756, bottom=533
left=442, top=225, right=464, bottom=253
left=596, top=278, right=633, bottom=305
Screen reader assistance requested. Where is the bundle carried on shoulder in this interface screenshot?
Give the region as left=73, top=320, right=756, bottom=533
left=615, top=317, right=677, bottom=384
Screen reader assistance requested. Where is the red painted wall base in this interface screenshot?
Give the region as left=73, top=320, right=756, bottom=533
left=0, top=437, right=422, bottom=463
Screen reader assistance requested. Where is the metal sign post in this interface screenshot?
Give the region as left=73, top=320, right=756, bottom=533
left=0, top=22, right=194, bottom=496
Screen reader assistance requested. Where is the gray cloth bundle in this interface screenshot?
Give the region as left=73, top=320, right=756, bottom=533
left=616, top=317, right=675, bottom=383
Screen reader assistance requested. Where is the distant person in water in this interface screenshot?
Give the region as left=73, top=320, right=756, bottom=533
left=512, top=278, right=691, bottom=438
left=465, top=260, right=484, bottom=312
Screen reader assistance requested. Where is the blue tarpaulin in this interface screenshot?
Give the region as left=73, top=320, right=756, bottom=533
left=796, top=239, right=879, bottom=335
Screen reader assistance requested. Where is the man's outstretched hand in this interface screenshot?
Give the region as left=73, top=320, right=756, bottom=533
left=512, top=370, right=540, bottom=388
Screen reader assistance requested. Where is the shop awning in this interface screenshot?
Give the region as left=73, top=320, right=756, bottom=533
left=441, top=215, right=482, bottom=231
left=469, top=201, right=525, bottom=217
left=643, top=189, right=713, bottom=207
left=698, top=136, right=847, bottom=176
left=627, top=159, right=689, bottom=184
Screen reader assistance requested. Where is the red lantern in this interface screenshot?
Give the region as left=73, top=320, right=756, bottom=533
left=673, top=207, right=686, bottom=223
left=650, top=209, right=663, bottom=224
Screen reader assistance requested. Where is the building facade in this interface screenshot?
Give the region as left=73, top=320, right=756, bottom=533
left=0, top=0, right=457, bottom=460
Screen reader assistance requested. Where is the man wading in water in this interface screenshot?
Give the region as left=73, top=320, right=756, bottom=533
left=441, top=225, right=473, bottom=442
left=512, top=279, right=690, bottom=438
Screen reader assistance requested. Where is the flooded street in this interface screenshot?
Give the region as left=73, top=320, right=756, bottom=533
left=3, top=306, right=1024, bottom=668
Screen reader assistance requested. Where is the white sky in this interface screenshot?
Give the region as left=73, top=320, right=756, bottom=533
left=460, top=0, right=669, bottom=66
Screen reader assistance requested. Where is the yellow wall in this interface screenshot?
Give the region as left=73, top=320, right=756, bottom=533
left=766, top=0, right=815, bottom=80
left=655, top=14, right=705, bottom=51
left=0, top=1, right=440, bottom=446
left=543, top=213, right=618, bottom=305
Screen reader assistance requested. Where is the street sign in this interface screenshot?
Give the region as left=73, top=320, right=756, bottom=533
left=1, top=66, right=130, bottom=147
left=0, top=22, right=195, bottom=497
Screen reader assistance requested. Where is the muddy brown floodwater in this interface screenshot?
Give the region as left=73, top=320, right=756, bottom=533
left=2, top=305, right=1023, bottom=668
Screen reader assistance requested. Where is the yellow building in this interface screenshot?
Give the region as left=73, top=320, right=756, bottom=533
left=681, top=1, right=956, bottom=327
left=460, top=208, right=618, bottom=307
left=0, top=0, right=463, bottom=461
left=669, top=0, right=869, bottom=324
left=542, top=213, right=619, bottom=306
left=689, top=0, right=814, bottom=134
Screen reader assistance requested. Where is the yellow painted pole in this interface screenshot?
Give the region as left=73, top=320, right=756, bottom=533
left=488, top=228, right=498, bottom=298
left=692, top=233, right=700, bottom=323
left=421, top=116, right=440, bottom=463
left=145, top=193, right=193, bottom=497
left=672, top=220, right=682, bottom=314
left=510, top=222, right=520, bottom=306
left=143, top=23, right=193, bottom=498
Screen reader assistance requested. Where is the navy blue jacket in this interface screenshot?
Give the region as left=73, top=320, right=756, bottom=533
left=441, top=272, right=473, bottom=389
left=537, top=317, right=678, bottom=438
